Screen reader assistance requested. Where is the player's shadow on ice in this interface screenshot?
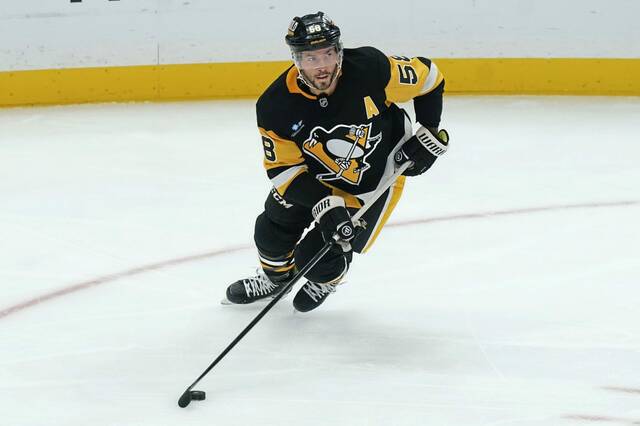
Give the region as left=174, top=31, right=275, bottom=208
left=263, top=310, right=461, bottom=371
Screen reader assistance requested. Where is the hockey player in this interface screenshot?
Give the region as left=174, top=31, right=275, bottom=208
left=224, top=11, right=449, bottom=312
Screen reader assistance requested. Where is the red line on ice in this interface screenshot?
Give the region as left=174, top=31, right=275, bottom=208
left=0, top=245, right=249, bottom=320
left=386, top=200, right=640, bottom=228
left=563, top=414, right=640, bottom=423
left=1, top=200, right=638, bottom=320
left=601, top=386, right=640, bottom=395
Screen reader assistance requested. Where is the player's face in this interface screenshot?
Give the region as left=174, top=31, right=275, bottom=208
left=296, top=46, right=340, bottom=91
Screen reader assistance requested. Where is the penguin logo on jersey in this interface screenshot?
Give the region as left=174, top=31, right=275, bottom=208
left=302, top=123, right=382, bottom=185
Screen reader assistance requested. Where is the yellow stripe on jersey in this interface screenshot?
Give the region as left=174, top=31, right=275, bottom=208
left=385, top=56, right=444, bottom=103
left=274, top=166, right=308, bottom=196
left=361, top=175, right=406, bottom=253
left=321, top=183, right=364, bottom=210
left=259, top=128, right=308, bottom=194
left=260, top=128, right=304, bottom=170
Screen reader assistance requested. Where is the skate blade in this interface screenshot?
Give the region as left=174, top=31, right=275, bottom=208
left=220, top=291, right=292, bottom=306
left=220, top=297, right=272, bottom=306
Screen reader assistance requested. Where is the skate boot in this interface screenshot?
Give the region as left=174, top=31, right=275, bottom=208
left=224, top=269, right=293, bottom=305
left=293, top=281, right=340, bottom=312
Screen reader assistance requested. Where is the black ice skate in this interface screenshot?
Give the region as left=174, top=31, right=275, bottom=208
left=293, top=281, right=338, bottom=312
left=223, top=270, right=293, bottom=305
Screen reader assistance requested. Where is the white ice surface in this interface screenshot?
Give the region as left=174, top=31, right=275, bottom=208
left=1, top=97, right=639, bottom=425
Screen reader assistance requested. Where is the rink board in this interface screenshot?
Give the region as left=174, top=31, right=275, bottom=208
left=1, top=58, right=639, bottom=107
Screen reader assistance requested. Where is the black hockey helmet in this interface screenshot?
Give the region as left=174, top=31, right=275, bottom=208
left=285, top=12, right=341, bottom=53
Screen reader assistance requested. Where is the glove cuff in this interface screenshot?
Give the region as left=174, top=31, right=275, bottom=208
left=312, top=195, right=345, bottom=223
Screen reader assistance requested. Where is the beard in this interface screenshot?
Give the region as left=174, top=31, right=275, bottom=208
left=302, top=66, right=339, bottom=91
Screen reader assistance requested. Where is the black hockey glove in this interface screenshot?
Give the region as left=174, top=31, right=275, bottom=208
left=312, top=195, right=356, bottom=252
left=395, top=127, right=449, bottom=176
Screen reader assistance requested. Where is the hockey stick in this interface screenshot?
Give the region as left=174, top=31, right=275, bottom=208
left=334, top=131, right=362, bottom=179
left=177, top=161, right=412, bottom=408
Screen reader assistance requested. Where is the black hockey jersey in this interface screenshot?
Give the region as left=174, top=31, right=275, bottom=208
left=256, top=46, right=444, bottom=209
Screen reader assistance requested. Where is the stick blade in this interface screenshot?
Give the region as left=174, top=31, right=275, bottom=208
left=178, top=390, right=192, bottom=408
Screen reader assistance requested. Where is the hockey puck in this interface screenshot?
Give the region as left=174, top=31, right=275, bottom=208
left=190, top=390, right=206, bottom=401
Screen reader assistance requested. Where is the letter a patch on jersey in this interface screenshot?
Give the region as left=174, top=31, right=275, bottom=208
left=363, top=96, right=380, bottom=119
left=302, top=123, right=382, bottom=185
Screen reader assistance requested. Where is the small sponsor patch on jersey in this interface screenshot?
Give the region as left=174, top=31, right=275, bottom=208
left=291, top=120, right=305, bottom=137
